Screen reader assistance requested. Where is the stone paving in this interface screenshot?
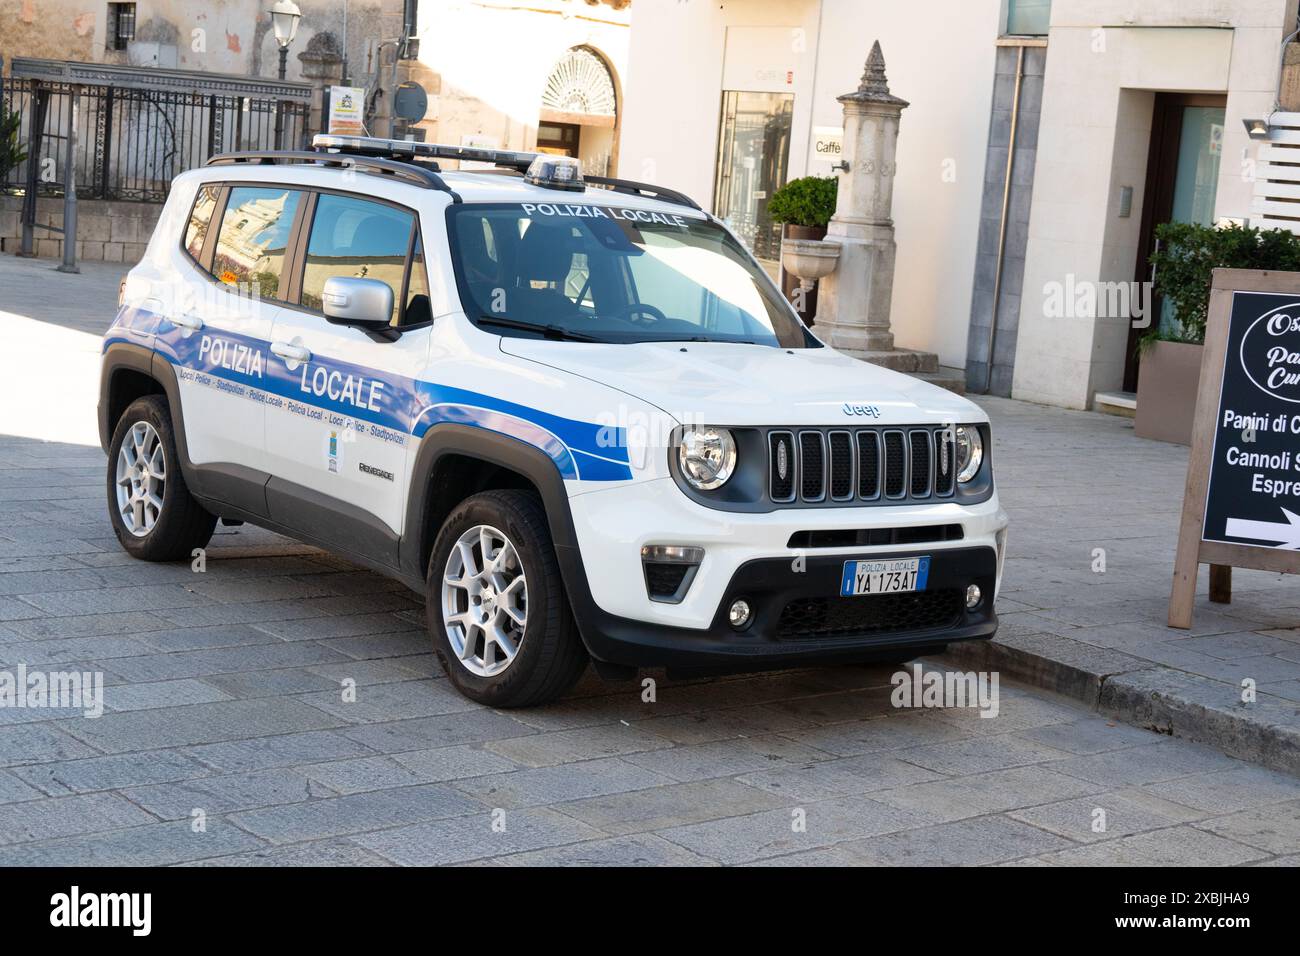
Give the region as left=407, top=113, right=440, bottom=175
left=988, top=396, right=1300, bottom=703
left=0, top=252, right=1297, bottom=866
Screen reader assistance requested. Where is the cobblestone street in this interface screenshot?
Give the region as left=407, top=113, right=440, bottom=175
left=0, top=256, right=1296, bottom=866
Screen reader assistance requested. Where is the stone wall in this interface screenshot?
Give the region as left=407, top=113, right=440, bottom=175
left=0, top=196, right=159, bottom=264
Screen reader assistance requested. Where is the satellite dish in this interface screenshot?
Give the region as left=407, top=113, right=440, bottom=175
left=393, top=82, right=428, bottom=123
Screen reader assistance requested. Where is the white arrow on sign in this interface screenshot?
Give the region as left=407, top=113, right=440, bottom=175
left=1225, top=507, right=1300, bottom=548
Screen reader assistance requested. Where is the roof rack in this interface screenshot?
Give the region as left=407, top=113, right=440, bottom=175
left=312, top=134, right=702, bottom=210
left=585, top=175, right=701, bottom=211
left=205, top=149, right=456, bottom=196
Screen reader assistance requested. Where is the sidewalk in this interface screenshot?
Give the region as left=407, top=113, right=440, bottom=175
left=0, top=254, right=125, bottom=448
left=950, top=397, right=1300, bottom=775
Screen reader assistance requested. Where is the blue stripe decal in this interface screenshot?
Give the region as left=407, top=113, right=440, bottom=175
left=121, top=308, right=630, bottom=482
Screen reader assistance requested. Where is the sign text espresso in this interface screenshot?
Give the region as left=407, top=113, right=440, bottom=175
left=1203, top=294, right=1300, bottom=549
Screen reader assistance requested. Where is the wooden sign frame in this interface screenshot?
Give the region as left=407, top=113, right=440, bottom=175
left=1169, top=268, right=1300, bottom=628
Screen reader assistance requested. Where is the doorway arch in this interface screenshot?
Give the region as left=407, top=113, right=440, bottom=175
left=538, top=46, right=620, bottom=176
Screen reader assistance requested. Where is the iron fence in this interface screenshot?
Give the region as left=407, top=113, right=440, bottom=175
left=0, top=77, right=311, bottom=204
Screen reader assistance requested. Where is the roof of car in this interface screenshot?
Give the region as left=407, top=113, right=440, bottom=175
left=198, top=136, right=706, bottom=220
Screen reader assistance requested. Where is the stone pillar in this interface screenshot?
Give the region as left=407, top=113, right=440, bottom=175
left=298, top=32, right=345, bottom=136
left=813, top=41, right=909, bottom=356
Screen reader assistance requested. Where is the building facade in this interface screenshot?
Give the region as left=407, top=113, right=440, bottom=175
left=0, top=0, right=632, bottom=260
left=618, top=0, right=1300, bottom=410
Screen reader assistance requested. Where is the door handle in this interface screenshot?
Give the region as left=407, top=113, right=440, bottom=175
left=171, top=313, right=203, bottom=331
left=271, top=341, right=311, bottom=363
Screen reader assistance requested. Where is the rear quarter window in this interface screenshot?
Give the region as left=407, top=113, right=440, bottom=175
left=183, top=184, right=222, bottom=262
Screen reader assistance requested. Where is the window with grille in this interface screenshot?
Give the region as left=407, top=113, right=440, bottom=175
left=108, top=3, right=137, bottom=52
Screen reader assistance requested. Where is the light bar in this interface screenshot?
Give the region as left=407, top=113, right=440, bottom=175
left=312, top=134, right=539, bottom=172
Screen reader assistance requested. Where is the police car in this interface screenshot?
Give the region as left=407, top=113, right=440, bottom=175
left=99, top=134, right=1008, bottom=707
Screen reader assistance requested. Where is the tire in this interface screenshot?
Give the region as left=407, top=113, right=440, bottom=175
left=106, top=395, right=216, bottom=561
left=427, top=489, right=588, bottom=707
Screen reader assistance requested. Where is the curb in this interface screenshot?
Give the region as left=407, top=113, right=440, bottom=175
left=941, top=631, right=1300, bottom=777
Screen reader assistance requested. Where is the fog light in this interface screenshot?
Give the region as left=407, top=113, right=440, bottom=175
left=728, top=599, right=752, bottom=629
left=641, top=545, right=704, bottom=605
left=966, top=584, right=982, bottom=609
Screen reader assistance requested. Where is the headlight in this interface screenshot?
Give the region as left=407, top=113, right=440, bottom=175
left=677, top=427, right=737, bottom=490
left=956, top=425, right=984, bottom=483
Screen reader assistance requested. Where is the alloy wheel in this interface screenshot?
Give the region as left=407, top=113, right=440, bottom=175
left=115, top=421, right=167, bottom=537
left=441, top=524, right=528, bottom=677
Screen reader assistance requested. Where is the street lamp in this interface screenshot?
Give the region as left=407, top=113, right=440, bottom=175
left=271, top=0, right=302, bottom=80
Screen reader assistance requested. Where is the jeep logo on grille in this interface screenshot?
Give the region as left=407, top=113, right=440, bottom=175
left=842, top=403, right=882, bottom=418
left=776, top=440, right=789, bottom=480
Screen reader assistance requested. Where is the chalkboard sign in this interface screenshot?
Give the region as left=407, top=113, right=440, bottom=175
left=1170, top=269, right=1300, bottom=628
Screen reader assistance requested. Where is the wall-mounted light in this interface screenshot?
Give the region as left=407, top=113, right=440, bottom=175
left=1244, top=117, right=1272, bottom=140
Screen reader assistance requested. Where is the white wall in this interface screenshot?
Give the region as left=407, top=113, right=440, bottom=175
left=619, top=0, right=1003, bottom=369
left=416, top=0, right=629, bottom=157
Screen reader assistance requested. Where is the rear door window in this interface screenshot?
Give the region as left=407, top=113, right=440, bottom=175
left=210, top=186, right=303, bottom=298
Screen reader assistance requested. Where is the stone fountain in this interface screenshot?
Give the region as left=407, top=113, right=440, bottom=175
left=781, top=41, right=963, bottom=393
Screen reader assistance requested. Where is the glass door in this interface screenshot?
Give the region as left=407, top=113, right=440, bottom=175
left=1123, top=94, right=1226, bottom=391
left=713, top=91, right=794, bottom=264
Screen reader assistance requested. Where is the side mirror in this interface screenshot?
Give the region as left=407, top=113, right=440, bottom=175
left=320, top=276, right=394, bottom=330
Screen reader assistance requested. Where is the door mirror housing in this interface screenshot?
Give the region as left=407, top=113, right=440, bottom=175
left=320, top=276, right=394, bottom=330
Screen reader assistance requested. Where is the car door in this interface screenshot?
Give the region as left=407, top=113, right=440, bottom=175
left=263, top=190, right=432, bottom=561
left=164, top=182, right=305, bottom=513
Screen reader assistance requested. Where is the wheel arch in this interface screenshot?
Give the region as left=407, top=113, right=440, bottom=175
left=402, top=424, right=582, bottom=587
left=99, top=343, right=164, bottom=453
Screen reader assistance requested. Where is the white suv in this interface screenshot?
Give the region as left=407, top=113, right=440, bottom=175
left=99, top=135, right=1008, bottom=707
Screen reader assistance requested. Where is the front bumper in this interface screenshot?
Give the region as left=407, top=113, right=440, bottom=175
left=566, top=475, right=1008, bottom=628
left=559, top=543, right=997, bottom=670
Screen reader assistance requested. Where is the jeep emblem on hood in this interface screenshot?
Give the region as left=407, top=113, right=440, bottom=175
left=842, top=403, right=882, bottom=418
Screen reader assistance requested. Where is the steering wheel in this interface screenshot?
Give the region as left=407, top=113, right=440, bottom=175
left=610, top=303, right=668, bottom=326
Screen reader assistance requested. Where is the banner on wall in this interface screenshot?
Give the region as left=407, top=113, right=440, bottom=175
left=328, top=86, right=367, bottom=135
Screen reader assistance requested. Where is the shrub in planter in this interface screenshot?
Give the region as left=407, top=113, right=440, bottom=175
left=1146, top=220, right=1300, bottom=348
left=1137, top=222, right=1300, bottom=444
left=768, top=176, right=838, bottom=233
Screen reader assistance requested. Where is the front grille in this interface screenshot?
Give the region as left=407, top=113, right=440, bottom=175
left=857, top=431, right=879, bottom=499
left=777, top=589, right=965, bottom=639
left=909, top=431, right=931, bottom=498
left=799, top=432, right=825, bottom=501
left=883, top=432, right=906, bottom=498
left=786, top=525, right=965, bottom=549
left=828, top=432, right=853, bottom=500
left=765, top=425, right=958, bottom=506
left=935, top=429, right=956, bottom=496
left=769, top=432, right=795, bottom=502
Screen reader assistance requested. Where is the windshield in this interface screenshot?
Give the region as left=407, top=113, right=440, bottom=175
left=446, top=202, right=811, bottom=347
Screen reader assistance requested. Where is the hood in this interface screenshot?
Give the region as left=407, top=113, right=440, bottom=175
left=498, top=339, right=981, bottom=427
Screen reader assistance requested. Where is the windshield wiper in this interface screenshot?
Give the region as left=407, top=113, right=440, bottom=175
left=641, top=336, right=759, bottom=345
left=476, top=315, right=604, bottom=343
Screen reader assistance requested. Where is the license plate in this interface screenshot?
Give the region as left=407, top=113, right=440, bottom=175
left=840, top=557, right=930, bottom=596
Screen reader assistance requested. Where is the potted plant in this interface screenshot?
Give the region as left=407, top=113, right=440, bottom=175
left=1137, top=221, right=1300, bottom=444
left=770, top=176, right=838, bottom=321
left=768, top=175, right=838, bottom=241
